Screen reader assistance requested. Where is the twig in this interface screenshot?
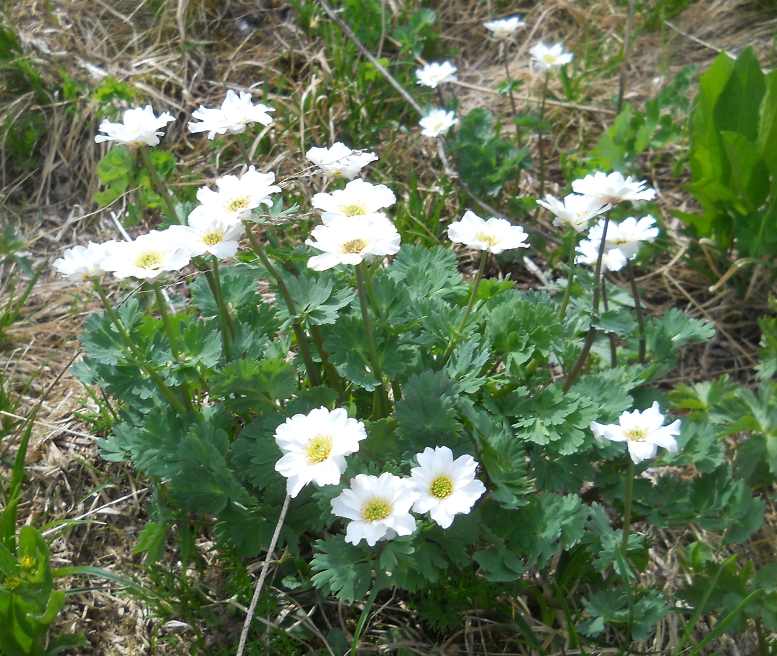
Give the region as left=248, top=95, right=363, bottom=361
left=236, top=494, right=291, bottom=656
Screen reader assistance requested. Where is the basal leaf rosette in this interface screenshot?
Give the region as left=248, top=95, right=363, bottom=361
left=274, top=407, right=367, bottom=498
left=590, top=401, right=681, bottom=464
left=331, top=472, right=419, bottom=546
left=409, top=446, right=486, bottom=529
left=306, top=214, right=401, bottom=270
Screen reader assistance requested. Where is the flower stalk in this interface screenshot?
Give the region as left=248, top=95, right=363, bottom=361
left=626, top=261, right=646, bottom=363
left=92, top=282, right=187, bottom=414
left=138, top=145, right=179, bottom=224
left=620, top=458, right=635, bottom=557
left=558, top=230, right=577, bottom=320
left=502, top=42, right=517, bottom=115
left=537, top=71, right=551, bottom=200
left=356, top=262, right=389, bottom=419
left=210, top=257, right=235, bottom=361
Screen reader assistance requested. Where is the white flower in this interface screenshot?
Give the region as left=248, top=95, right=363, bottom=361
left=306, top=215, right=401, bottom=271
left=274, top=407, right=367, bottom=498
left=311, top=179, right=396, bottom=225
left=196, top=166, right=280, bottom=222
left=483, top=16, right=525, bottom=38
left=588, top=215, right=659, bottom=260
left=409, top=447, right=486, bottom=529
left=536, top=194, right=611, bottom=233
left=575, top=237, right=628, bottom=272
left=187, top=90, right=275, bottom=139
left=330, top=472, right=419, bottom=546
left=448, top=210, right=530, bottom=254
left=305, top=142, right=378, bottom=180
left=166, top=207, right=246, bottom=260
left=419, top=109, right=458, bottom=138
left=94, top=105, right=175, bottom=147
left=571, top=171, right=656, bottom=204
left=590, top=401, right=681, bottom=465
left=53, top=241, right=116, bottom=282
left=415, top=61, right=458, bottom=88
left=101, top=231, right=191, bottom=282
left=529, top=42, right=574, bottom=71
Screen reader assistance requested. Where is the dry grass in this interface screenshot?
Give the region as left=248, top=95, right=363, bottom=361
left=1, top=0, right=776, bottom=653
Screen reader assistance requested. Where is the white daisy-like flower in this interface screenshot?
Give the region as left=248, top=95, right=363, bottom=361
left=415, top=61, right=458, bottom=89
left=529, top=42, right=574, bottom=72
left=330, top=472, right=419, bottom=546
left=274, top=407, right=367, bottom=498
left=306, top=214, right=401, bottom=271
left=590, top=401, right=681, bottom=465
left=53, top=241, right=116, bottom=282
left=536, top=194, right=611, bottom=233
left=165, top=207, right=246, bottom=260
left=448, top=210, right=530, bottom=254
left=187, top=90, right=275, bottom=140
left=574, top=237, right=628, bottom=272
left=101, top=231, right=191, bottom=282
left=419, top=109, right=458, bottom=138
left=483, top=16, right=525, bottom=39
left=196, top=166, right=280, bottom=222
left=305, top=142, right=378, bottom=180
left=94, top=105, right=175, bottom=148
left=571, top=171, right=656, bottom=204
left=409, top=446, right=486, bottom=529
left=587, top=215, right=659, bottom=260
left=311, top=179, right=396, bottom=225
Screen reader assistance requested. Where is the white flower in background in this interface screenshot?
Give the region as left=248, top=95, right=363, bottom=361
left=196, top=166, right=280, bottom=222
left=415, top=61, right=458, bottom=88
left=590, top=401, right=681, bottom=465
left=572, top=171, right=656, bottom=204
left=187, top=90, right=275, bottom=139
left=536, top=194, right=611, bottom=233
left=588, top=215, right=659, bottom=260
left=529, top=42, right=574, bottom=71
left=575, top=237, right=628, bottom=272
left=409, top=446, right=486, bottom=529
left=483, top=16, right=525, bottom=38
left=306, top=214, right=401, bottom=271
left=330, top=472, right=419, bottom=546
left=448, top=210, right=530, bottom=254
left=312, top=179, right=396, bottom=225
left=166, top=207, right=246, bottom=260
left=274, top=407, right=367, bottom=498
left=305, top=142, right=378, bottom=180
left=101, top=231, right=191, bottom=282
left=419, top=109, right=458, bottom=138
left=53, top=241, right=116, bottom=282
left=94, top=105, right=175, bottom=147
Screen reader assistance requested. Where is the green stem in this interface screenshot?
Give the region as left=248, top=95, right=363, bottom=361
left=558, top=231, right=577, bottom=320
left=503, top=43, right=517, bottom=116
left=309, top=324, right=344, bottom=396
left=356, top=263, right=388, bottom=419
left=245, top=225, right=321, bottom=387
left=562, top=214, right=611, bottom=392
left=361, top=260, right=382, bottom=319
left=351, top=580, right=382, bottom=656
left=210, top=258, right=234, bottom=362
left=92, top=282, right=187, bottom=414
left=601, top=277, right=618, bottom=368
left=439, top=250, right=488, bottom=368
left=537, top=72, right=550, bottom=200
left=237, top=133, right=253, bottom=167
left=620, top=458, right=635, bottom=558
left=152, top=282, right=193, bottom=411
left=138, top=146, right=179, bottom=224
left=626, top=261, right=646, bottom=364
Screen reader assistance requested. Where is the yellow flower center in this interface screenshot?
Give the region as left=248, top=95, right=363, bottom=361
left=340, top=202, right=370, bottom=216
left=305, top=434, right=333, bottom=464
left=624, top=427, right=648, bottom=441
left=543, top=54, right=557, bottom=63
left=475, top=232, right=499, bottom=246
left=226, top=196, right=250, bottom=213
left=134, top=250, right=164, bottom=270
left=202, top=229, right=225, bottom=246
left=363, top=498, right=391, bottom=522
left=430, top=476, right=454, bottom=499
left=340, top=238, right=368, bottom=254
left=19, top=556, right=35, bottom=569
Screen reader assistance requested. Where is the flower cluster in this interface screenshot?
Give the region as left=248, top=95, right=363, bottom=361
left=272, top=408, right=487, bottom=546
left=537, top=171, right=658, bottom=270
left=187, top=89, right=274, bottom=139
left=306, top=142, right=378, bottom=180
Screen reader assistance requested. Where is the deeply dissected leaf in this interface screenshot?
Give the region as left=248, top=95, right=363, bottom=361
left=310, top=534, right=375, bottom=602
left=210, top=358, right=296, bottom=413
left=395, top=371, right=461, bottom=450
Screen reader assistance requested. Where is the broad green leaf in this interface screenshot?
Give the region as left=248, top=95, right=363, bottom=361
left=721, top=131, right=770, bottom=213
left=757, top=69, right=777, bottom=174
left=713, top=46, right=765, bottom=144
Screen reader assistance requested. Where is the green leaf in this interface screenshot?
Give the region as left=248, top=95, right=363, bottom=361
left=389, top=244, right=466, bottom=301
left=310, top=534, right=375, bottom=602
left=132, top=522, right=169, bottom=564
left=213, top=506, right=274, bottom=558
left=758, top=69, right=777, bottom=174
left=210, top=358, right=296, bottom=413
left=713, top=46, right=765, bottom=144
left=276, top=270, right=355, bottom=327
left=647, top=308, right=716, bottom=363
left=473, top=547, right=525, bottom=582
left=721, top=131, right=770, bottom=212
left=395, top=371, right=461, bottom=450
